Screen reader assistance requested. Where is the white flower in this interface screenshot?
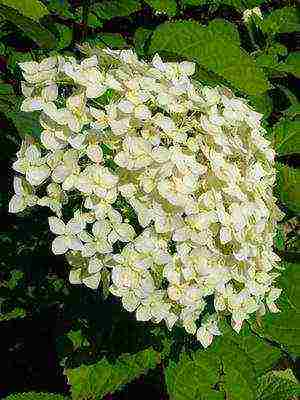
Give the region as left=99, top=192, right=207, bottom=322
left=48, top=216, right=84, bottom=255
left=196, top=314, right=221, bottom=348
left=9, top=176, right=38, bottom=213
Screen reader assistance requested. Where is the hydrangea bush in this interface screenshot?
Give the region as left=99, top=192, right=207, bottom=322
left=9, top=47, right=285, bottom=348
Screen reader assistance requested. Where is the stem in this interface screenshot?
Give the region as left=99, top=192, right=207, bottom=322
left=82, top=0, right=91, bottom=41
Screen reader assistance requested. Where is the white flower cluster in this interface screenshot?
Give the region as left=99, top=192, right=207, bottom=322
left=243, top=7, right=263, bottom=24
left=9, top=47, right=284, bottom=348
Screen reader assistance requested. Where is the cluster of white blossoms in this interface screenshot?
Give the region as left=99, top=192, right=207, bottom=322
left=9, top=47, right=284, bottom=348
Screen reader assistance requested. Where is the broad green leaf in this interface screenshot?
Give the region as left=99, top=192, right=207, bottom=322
left=248, top=92, right=272, bottom=117
left=0, top=0, right=49, bottom=21
left=260, top=7, right=300, bottom=35
left=277, top=52, right=300, bottom=78
left=91, top=0, right=141, bottom=21
left=145, top=0, right=177, bottom=16
left=164, top=351, right=223, bottom=400
left=149, top=20, right=269, bottom=95
left=8, top=111, right=42, bottom=139
left=164, top=325, right=280, bottom=400
left=3, top=393, right=67, bottom=400
left=65, top=347, right=160, bottom=399
left=272, top=118, right=300, bottom=156
left=256, top=369, right=300, bottom=400
left=276, top=164, right=300, bottom=214
left=0, top=5, right=56, bottom=48
left=252, top=262, right=300, bottom=356
left=134, top=27, right=153, bottom=56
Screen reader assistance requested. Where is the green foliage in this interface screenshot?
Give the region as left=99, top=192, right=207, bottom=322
left=65, top=348, right=160, bottom=399
left=134, top=27, right=153, bottom=56
left=276, top=164, right=300, bottom=214
left=164, top=324, right=282, bottom=400
left=0, top=0, right=49, bottom=21
left=277, top=52, right=300, bottom=78
left=256, top=369, right=300, bottom=400
left=272, top=118, right=300, bottom=156
left=149, top=20, right=269, bottom=95
left=181, top=0, right=264, bottom=11
left=260, top=6, right=300, bottom=35
left=0, top=4, right=56, bottom=48
left=91, top=0, right=141, bottom=21
left=145, top=0, right=177, bottom=16
left=4, top=393, right=68, bottom=400
left=0, top=307, right=26, bottom=321
left=252, top=262, right=300, bottom=356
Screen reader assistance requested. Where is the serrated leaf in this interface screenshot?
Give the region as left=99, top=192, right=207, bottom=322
left=91, top=0, right=141, bottom=21
left=260, top=7, right=300, bottom=35
left=276, top=164, right=300, bottom=214
left=65, top=348, right=160, bottom=399
left=145, top=0, right=177, bottom=16
left=277, top=52, right=300, bottom=78
left=0, top=5, right=56, bottom=48
left=272, top=118, right=300, bottom=156
left=257, top=369, right=300, bottom=400
left=252, top=262, right=300, bottom=356
left=165, top=324, right=281, bottom=400
left=0, top=0, right=49, bottom=21
left=149, top=20, right=269, bottom=95
left=3, top=393, right=67, bottom=400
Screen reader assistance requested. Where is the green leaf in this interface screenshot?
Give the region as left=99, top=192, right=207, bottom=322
left=8, top=111, right=42, bottom=139
left=149, top=20, right=269, bottom=95
left=165, top=325, right=281, bottom=400
left=54, top=23, right=72, bottom=50
left=67, top=329, right=90, bottom=350
left=182, top=0, right=264, bottom=11
left=0, top=0, right=49, bottom=21
left=272, top=118, right=300, bottom=156
left=0, top=307, right=26, bottom=322
left=256, top=369, right=300, bottom=400
left=252, top=262, right=300, bottom=356
left=0, top=5, right=56, bottom=48
left=47, top=0, right=75, bottom=20
left=85, top=33, right=127, bottom=49
left=276, top=164, right=300, bottom=214
left=248, top=92, right=272, bottom=117
left=0, top=83, right=14, bottom=95
left=65, top=348, right=160, bottom=399
left=277, top=52, right=300, bottom=78
left=134, top=27, right=153, bottom=56
left=260, top=7, right=300, bottom=35
left=3, top=393, right=67, bottom=400
left=91, top=0, right=141, bottom=21
left=283, top=103, right=300, bottom=118
left=145, top=0, right=177, bottom=16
